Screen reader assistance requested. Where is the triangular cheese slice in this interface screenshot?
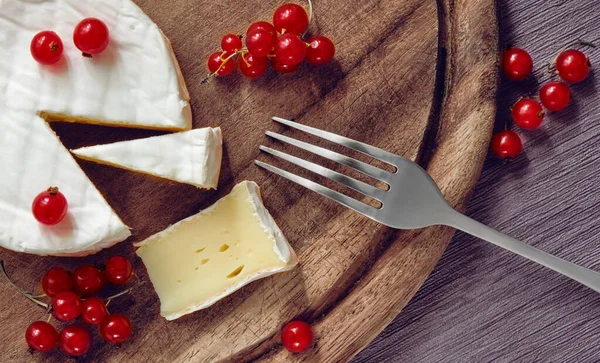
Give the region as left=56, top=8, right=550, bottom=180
left=0, top=0, right=191, bottom=256
left=71, top=128, right=223, bottom=189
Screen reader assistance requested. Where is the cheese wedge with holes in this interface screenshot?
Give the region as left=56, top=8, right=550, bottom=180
left=71, top=128, right=223, bottom=189
left=0, top=0, right=191, bottom=256
left=134, top=181, right=298, bottom=320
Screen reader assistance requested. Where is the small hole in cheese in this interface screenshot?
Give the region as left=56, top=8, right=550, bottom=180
left=219, top=244, right=229, bottom=252
left=195, top=248, right=205, bottom=254
left=194, top=267, right=199, bottom=271
left=226, top=265, right=244, bottom=279
left=201, top=259, right=209, bottom=265
left=177, top=280, right=181, bottom=283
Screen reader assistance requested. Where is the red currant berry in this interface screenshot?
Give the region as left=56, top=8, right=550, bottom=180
left=73, top=18, right=110, bottom=56
left=556, top=49, right=590, bottom=83
left=30, top=31, right=63, bottom=65
left=208, top=52, right=235, bottom=76
left=239, top=52, right=268, bottom=78
left=100, top=314, right=133, bottom=344
left=306, top=36, right=335, bottom=65
left=221, top=34, right=243, bottom=53
left=247, top=21, right=277, bottom=41
left=42, top=267, right=74, bottom=297
left=539, top=81, right=571, bottom=112
left=491, top=130, right=522, bottom=160
left=25, top=321, right=58, bottom=352
left=274, top=34, right=307, bottom=66
left=246, top=30, right=275, bottom=58
left=502, top=48, right=533, bottom=81
left=81, top=297, right=109, bottom=325
left=59, top=325, right=91, bottom=357
left=73, top=265, right=105, bottom=296
left=32, top=187, right=68, bottom=225
left=511, top=98, right=544, bottom=130
left=105, top=255, right=133, bottom=285
left=273, top=4, right=309, bottom=35
left=281, top=320, right=313, bottom=353
left=271, top=58, right=299, bottom=74
left=52, top=291, right=82, bottom=322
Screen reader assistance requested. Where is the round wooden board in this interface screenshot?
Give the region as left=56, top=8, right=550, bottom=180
left=0, top=0, right=498, bottom=361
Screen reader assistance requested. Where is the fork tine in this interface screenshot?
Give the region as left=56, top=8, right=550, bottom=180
left=259, top=145, right=386, bottom=201
left=255, top=160, right=378, bottom=218
left=272, top=116, right=401, bottom=166
left=266, top=131, right=392, bottom=183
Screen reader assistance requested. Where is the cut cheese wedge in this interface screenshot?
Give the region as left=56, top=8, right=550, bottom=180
left=71, top=128, right=223, bottom=189
left=0, top=0, right=191, bottom=256
left=134, top=181, right=298, bottom=320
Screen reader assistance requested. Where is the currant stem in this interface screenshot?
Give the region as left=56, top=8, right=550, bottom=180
left=105, top=285, right=137, bottom=302
left=565, top=39, right=597, bottom=49
left=212, top=51, right=240, bottom=77
left=104, top=274, right=143, bottom=307
left=241, top=51, right=251, bottom=68
left=297, top=0, right=313, bottom=38
left=0, top=260, right=49, bottom=309
left=201, top=73, right=216, bottom=84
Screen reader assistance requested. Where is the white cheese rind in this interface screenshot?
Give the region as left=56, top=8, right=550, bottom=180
left=71, top=128, right=223, bottom=189
left=0, top=115, right=132, bottom=257
left=135, top=181, right=298, bottom=320
left=0, top=0, right=191, bottom=256
left=0, top=0, right=191, bottom=130
left=246, top=181, right=296, bottom=263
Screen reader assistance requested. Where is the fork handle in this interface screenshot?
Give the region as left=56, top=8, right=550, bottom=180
left=444, top=210, right=600, bottom=293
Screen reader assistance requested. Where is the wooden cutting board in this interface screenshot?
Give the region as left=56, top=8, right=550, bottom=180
left=0, top=0, right=498, bottom=361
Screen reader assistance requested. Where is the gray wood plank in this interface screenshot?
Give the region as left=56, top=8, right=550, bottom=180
left=354, top=0, right=600, bottom=361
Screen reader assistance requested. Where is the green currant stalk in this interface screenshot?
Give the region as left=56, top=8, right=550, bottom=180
left=0, top=260, right=49, bottom=309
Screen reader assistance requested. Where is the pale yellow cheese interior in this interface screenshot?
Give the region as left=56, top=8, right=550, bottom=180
left=135, top=183, right=288, bottom=318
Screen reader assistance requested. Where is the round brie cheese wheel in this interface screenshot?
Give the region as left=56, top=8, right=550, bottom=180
left=0, top=0, right=192, bottom=256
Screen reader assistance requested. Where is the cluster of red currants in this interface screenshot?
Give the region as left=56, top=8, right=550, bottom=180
left=492, top=43, right=593, bottom=160
left=5, top=256, right=135, bottom=356
left=30, top=17, right=110, bottom=65
left=207, top=3, right=335, bottom=79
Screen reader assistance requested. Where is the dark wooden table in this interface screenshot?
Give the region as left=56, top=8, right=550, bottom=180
left=355, top=0, right=600, bottom=361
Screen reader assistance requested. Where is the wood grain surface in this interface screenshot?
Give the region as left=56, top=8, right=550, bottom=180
left=355, top=0, right=600, bottom=362
left=0, top=0, right=497, bottom=362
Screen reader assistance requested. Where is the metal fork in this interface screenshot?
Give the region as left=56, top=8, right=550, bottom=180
left=255, top=116, right=600, bottom=293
